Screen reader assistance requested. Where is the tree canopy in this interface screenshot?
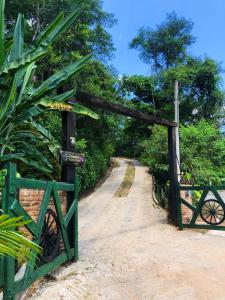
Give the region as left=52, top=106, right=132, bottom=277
left=130, top=12, right=195, bottom=72
left=120, top=57, right=224, bottom=124
left=5, top=0, right=116, bottom=61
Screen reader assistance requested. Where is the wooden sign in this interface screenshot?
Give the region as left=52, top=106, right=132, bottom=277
left=60, top=150, right=85, bottom=166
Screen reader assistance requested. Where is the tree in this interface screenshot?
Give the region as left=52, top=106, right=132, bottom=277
left=0, top=1, right=98, bottom=174
left=120, top=57, right=225, bottom=124
left=162, top=57, right=225, bottom=122
left=5, top=0, right=116, bottom=61
left=130, top=12, right=195, bottom=72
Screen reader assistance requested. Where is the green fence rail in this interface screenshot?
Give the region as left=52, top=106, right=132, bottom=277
left=0, top=163, right=79, bottom=300
left=178, top=185, right=225, bottom=231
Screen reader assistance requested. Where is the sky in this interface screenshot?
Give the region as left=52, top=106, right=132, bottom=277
left=103, top=0, right=225, bottom=85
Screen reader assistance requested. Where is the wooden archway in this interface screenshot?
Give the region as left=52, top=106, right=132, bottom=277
left=62, top=92, right=179, bottom=227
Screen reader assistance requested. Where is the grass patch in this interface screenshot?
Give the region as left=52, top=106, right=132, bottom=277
left=114, top=161, right=135, bottom=197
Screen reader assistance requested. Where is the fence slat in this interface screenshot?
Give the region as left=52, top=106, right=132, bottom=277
left=52, top=185, right=72, bottom=261
left=11, top=200, right=39, bottom=237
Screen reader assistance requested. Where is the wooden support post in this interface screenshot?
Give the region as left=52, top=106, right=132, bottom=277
left=61, top=111, right=77, bottom=255
left=168, top=126, right=179, bottom=226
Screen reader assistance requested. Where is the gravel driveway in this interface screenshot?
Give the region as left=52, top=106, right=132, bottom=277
left=31, top=158, right=225, bottom=300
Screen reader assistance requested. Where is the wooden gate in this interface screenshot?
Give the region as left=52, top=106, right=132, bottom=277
left=0, top=163, right=79, bottom=300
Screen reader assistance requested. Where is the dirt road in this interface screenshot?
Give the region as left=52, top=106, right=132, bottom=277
left=32, top=158, right=225, bottom=300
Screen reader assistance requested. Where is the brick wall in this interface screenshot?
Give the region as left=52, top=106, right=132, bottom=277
left=0, top=189, right=67, bottom=238
left=18, top=189, right=67, bottom=222
left=180, top=189, right=193, bottom=224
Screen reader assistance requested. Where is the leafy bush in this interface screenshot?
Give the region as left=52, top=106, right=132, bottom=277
left=139, top=121, right=225, bottom=185
left=180, top=121, right=225, bottom=184
left=140, top=125, right=168, bottom=185
left=76, top=137, right=115, bottom=193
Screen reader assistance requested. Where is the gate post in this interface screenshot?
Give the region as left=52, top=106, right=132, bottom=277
left=168, top=126, right=179, bottom=226
left=61, top=109, right=77, bottom=258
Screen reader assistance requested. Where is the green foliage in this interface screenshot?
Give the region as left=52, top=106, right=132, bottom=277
left=76, top=139, right=115, bottom=193
left=162, top=57, right=224, bottom=122
left=3, top=0, right=119, bottom=191
left=139, top=121, right=225, bottom=185
left=120, top=56, right=224, bottom=124
left=0, top=169, right=7, bottom=188
left=192, top=190, right=203, bottom=206
left=128, top=11, right=224, bottom=126
left=140, top=126, right=169, bottom=185
left=75, top=60, right=119, bottom=98
left=0, top=4, right=98, bottom=174
left=76, top=114, right=118, bottom=193
left=5, top=0, right=116, bottom=61
left=0, top=214, right=41, bottom=263
left=180, top=121, right=225, bottom=184
left=117, top=118, right=152, bottom=158
left=34, top=60, right=121, bottom=184
left=130, top=12, right=195, bottom=71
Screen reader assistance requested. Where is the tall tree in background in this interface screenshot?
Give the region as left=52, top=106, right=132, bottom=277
left=126, top=11, right=224, bottom=124
left=130, top=12, right=195, bottom=72
left=162, top=57, right=224, bottom=122
left=5, top=0, right=116, bottom=61
left=120, top=56, right=224, bottom=124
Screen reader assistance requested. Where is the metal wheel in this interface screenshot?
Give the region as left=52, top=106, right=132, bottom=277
left=200, top=199, right=225, bottom=225
left=39, top=208, right=60, bottom=263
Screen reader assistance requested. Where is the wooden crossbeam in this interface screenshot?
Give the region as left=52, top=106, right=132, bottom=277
left=76, top=92, right=177, bottom=127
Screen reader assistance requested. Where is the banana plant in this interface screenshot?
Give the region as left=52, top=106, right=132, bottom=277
left=0, top=0, right=98, bottom=173
left=0, top=214, right=41, bottom=263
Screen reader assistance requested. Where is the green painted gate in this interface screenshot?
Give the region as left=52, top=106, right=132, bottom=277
left=0, top=163, right=79, bottom=300
left=178, top=185, right=225, bottom=230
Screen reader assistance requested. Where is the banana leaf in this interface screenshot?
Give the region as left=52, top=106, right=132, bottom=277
left=50, top=89, right=76, bottom=101
left=15, top=106, right=44, bottom=123
left=0, top=74, right=17, bottom=121
left=8, top=13, right=24, bottom=62
left=36, top=9, right=80, bottom=47
left=0, top=214, right=41, bottom=263
left=0, top=47, right=47, bottom=75
left=35, top=12, right=64, bottom=46
left=40, top=98, right=99, bottom=119
left=16, top=62, right=36, bottom=105
left=0, top=153, right=25, bottom=162
left=71, top=103, right=99, bottom=119
left=29, top=121, right=55, bottom=141
left=30, top=54, right=91, bottom=99
left=0, top=0, right=5, bottom=64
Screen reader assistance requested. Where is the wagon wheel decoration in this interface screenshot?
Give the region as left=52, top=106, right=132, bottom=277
left=200, top=199, right=225, bottom=225
left=39, top=208, right=61, bottom=263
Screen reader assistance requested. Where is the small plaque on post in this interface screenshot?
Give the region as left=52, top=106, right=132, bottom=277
left=60, top=150, right=85, bottom=166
